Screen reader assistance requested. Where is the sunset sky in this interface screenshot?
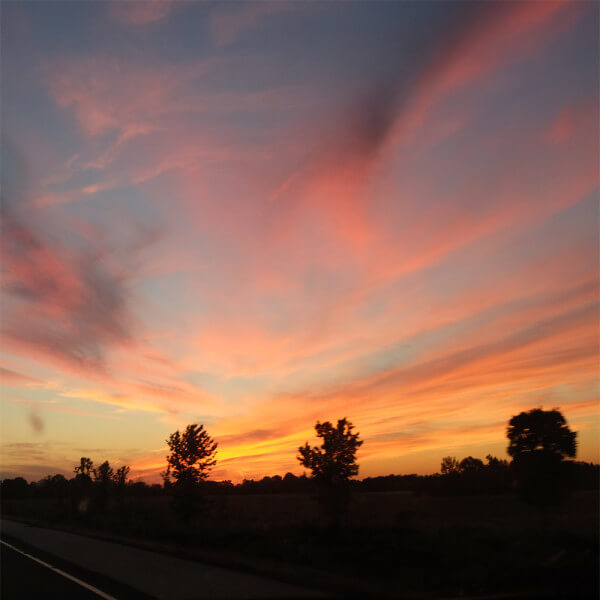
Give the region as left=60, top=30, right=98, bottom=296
left=1, top=1, right=598, bottom=483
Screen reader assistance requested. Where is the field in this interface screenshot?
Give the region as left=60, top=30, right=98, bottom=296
left=4, top=490, right=598, bottom=598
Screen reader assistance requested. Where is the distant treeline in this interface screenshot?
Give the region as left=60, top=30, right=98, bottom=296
left=2, top=458, right=598, bottom=500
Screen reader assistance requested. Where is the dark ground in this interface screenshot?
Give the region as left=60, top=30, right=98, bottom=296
left=2, top=491, right=598, bottom=599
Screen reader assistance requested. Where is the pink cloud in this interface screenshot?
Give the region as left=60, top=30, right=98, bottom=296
left=0, top=367, right=43, bottom=387
left=5, top=1, right=597, bottom=480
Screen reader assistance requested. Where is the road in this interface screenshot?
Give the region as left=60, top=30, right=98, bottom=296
left=1, top=540, right=153, bottom=600
left=1, top=520, right=327, bottom=600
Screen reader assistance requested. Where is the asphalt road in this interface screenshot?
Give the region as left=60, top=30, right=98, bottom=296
left=1, top=540, right=152, bottom=600
left=1, top=521, right=327, bottom=600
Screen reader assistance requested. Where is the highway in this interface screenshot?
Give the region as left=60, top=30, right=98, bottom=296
left=1, top=540, right=152, bottom=600
left=0, top=520, right=327, bottom=600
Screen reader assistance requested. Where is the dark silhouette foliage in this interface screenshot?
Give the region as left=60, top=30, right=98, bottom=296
left=437, top=454, right=510, bottom=494
left=0, top=476, right=29, bottom=499
left=72, top=457, right=94, bottom=514
left=163, top=423, right=218, bottom=519
left=93, top=460, right=114, bottom=483
left=440, top=456, right=460, bottom=475
left=73, top=457, right=94, bottom=477
left=459, top=456, right=485, bottom=473
left=298, top=418, right=363, bottom=528
left=507, top=408, right=577, bottom=513
left=93, top=460, right=114, bottom=510
left=113, top=465, right=130, bottom=485
left=507, top=408, right=577, bottom=459
left=112, top=465, right=130, bottom=507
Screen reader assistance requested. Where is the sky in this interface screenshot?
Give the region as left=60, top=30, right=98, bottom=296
left=1, top=0, right=598, bottom=483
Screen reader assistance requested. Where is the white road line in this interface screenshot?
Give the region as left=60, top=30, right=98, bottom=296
left=0, top=539, right=120, bottom=600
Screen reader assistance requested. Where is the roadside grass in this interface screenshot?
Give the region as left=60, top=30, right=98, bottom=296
left=3, top=491, right=598, bottom=598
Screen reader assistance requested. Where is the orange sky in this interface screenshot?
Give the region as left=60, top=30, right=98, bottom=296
left=1, top=1, right=598, bottom=483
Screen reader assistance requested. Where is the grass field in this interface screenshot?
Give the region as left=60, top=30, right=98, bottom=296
left=3, top=491, right=598, bottom=598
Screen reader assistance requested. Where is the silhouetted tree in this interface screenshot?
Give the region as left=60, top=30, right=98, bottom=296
left=93, top=460, right=114, bottom=483
left=113, top=465, right=130, bottom=487
left=74, top=457, right=94, bottom=477
left=93, top=461, right=114, bottom=510
left=72, top=457, right=94, bottom=514
left=1, top=477, right=29, bottom=499
left=33, top=474, right=69, bottom=507
left=485, top=454, right=509, bottom=470
left=441, top=456, right=460, bottom=475
left=438, top=454, right=511, bottom=495
left=507, top=408, right=577, bottom=515
left=298, top=418, right=363, bottom=529
left=163, top=424, right=218, bottom=519
left=112, top=465, right=130, bottom=508
left=51, top=474, right=69, bottom=510
left=459, top=456, right=484, bottom=473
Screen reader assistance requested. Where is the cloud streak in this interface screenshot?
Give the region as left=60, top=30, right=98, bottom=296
left=109, top=0, right=174, bottom=26
left=1, top=1, right=598, bottom=481
left=1, top=150, right=161, bottom=375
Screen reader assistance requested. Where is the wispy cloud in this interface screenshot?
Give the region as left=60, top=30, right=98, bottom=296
left=1, top=0, right=598, bottom=481
left=1, top=150, right=162, bottom=374
left=108, top=0, right=174, bottom=26
left=210, top=2, right=294, bottom=48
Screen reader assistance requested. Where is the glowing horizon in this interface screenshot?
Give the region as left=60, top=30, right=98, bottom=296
left=1, top=1, right=598, bottom=484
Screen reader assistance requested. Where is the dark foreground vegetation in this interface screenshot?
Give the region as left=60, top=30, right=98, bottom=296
left=2, top=408, right=598, bottom=598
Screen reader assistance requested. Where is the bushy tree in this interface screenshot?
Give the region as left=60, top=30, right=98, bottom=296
left=93, top=461, right=114, bottom=510
left=507, top=408, right=577, bottom=514
left=485, top=455, right=509, bottom=470
left=459, top=456, right=485, bottom=473
left=93, top=461, right=114, bottom=483
left=441, top=456, right=460, bottom=475
left=74, top=457, right=94, bottom=477
left=298, top=418, right=363, bottom=528
left=1, top=477, right=29, bottom=499
left=507, top=408, right=576, bottom=459
left=163, top=424, right=218, bottom=519
left=113, top=465, right=130, bottom=486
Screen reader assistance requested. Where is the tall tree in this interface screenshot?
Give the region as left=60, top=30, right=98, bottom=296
left=93, top=461, right=114, bottom=483
left=72, top=457, right=94, bottom=514
left=507, top=408, right=577, bottom=514
left=73, top=457, right=94, bottom=477
left=93, top=460, right=114, bottom=510
left=298, top=418, right=363, bottom=528
left=163, top=424, right=218, bottom=519
left=112, top=465, right=130, bottom=487
left=112, top=465, right=130, bottom=510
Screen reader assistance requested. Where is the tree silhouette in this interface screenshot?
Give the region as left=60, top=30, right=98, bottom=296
left=298, top=418, right=363, bottom=529
left=112, top=465, right=130, bottom=511
left=507, top=408, right=577, bottom=514
left=72, top=457, right=94, bottom=514
left=50, top=474, right=69, bottom=509
left=73, top=457, right=93, bottom=477
left=507, top=408, right=576, bottom=459
left=93, top=460, right=114, bottom=483
left=441, top=456, right=460, bottom=475
left=485, top=454, right=509, bottom=470
left=113, top=465, right=130, bottom=487
left=93, top=461, right=114, bottom=510
left=163, top=424, right=218, bottom=519
left=459, top=456, right=485, bottom=473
